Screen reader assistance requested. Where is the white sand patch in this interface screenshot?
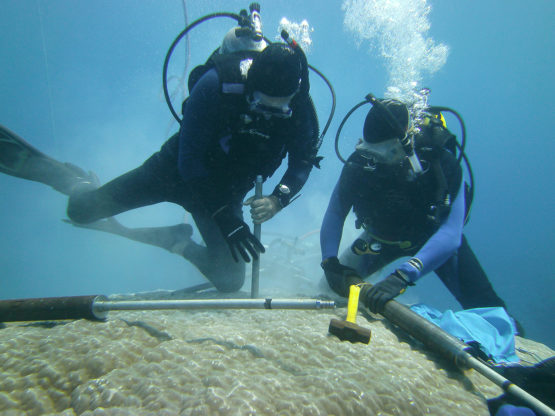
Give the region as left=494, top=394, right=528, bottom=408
left=0, top=308, right=552, bottom=415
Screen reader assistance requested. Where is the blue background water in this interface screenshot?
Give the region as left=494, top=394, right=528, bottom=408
left=1, top=1, right=553, bottom=348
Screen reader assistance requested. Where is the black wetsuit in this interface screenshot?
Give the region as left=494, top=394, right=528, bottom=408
left=68, top=64, right=319, bottom=292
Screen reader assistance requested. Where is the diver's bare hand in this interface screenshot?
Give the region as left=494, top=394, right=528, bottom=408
left=243, top=195, right=281, bottom=224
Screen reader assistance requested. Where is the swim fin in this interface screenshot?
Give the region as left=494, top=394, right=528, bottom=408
left=63, top=216, right=195, bottom=255
left=0, top=123, right=93, bottom=195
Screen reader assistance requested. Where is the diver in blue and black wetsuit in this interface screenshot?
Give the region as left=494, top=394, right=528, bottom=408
left=66, top=38, right=320, bottom=292
left=320, top=98, right=524, bottom=334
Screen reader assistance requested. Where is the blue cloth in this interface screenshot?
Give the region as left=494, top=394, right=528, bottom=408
left=410, top=304, right=519, bottom=364
left=495, top=404, right=535, bottom=416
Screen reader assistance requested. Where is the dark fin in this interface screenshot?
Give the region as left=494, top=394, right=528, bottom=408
left=63, top=217, right=195, bottom=254
left=0, top=124, right=91, bottom=195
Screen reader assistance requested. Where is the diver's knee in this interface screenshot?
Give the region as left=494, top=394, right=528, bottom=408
left=212, top=272, right=245, bottom=293
left=67, top=190, right=98, bottom=224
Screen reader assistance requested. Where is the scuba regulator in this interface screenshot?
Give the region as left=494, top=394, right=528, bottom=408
left=236, top=3, right=263, bottom=40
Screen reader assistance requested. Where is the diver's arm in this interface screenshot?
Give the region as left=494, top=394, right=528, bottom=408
left=320, top=172, right=353, bottom=261
left=271, top=157, right=313, bottom=207
left=271, top=97, right=320, bottom=207
left=177, top=69, right=230, bottom=213
left=397, top=181, right=466, bottom=282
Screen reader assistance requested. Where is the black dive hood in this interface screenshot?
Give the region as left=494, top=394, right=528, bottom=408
left=335, top=93, right=421, bottom=173
left=163, top=2, right=335, bottom=146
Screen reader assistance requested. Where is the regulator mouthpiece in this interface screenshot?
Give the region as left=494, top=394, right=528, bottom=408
left=367, top=93, right=424, bottom=176
left=400, top=134, right=423, bottom=175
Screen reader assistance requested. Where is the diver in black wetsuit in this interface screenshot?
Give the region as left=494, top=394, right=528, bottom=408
left=64, top=40, right=320, bottom=292
left=319, top=98, right=524, bottom=335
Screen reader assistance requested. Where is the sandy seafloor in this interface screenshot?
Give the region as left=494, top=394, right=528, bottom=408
left=0, top=289, right=553, bottom=416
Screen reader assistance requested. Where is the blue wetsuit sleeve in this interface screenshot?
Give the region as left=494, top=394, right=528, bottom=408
left=398, top=181, right=466, bottom=282
left=320, top=174, right=352, bottom=261
left=178, top=68, right=220, bottom=182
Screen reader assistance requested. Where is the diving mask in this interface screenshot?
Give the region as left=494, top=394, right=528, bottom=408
left=248, top=90, right=295, bottom=119
left=355, top=138, right=406, bottom=171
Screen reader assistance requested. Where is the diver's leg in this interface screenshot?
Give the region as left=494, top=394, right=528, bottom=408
left=67, top=134, right=180, bottom=224
left=321, top=239, right=404, bottom=297
left=2, top=127, right=206, bottom=261
left=179, top=205, right=246, bottom=293
left=433, top=255, right=463, bottom=302
left=339, top=231, right=403, bottom=278
left=78, top=202, right=247, bottom=292
left=65, top=133, right=201, bottom=253
left=65, top=216, right=196, bottom=254
left=0, top=123, right=95, bottom=194
left=67, top=165, right=164, bottom=223
left=436, top=235, right=526, bottom=335
left=436, top=235, right=507, bottom=309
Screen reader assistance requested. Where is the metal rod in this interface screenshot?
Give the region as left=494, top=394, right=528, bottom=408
left=93, top=298, right=335, bottom=313
left=0, top=296, right=335, bottom=323
left=251, top=175, right=263, bottom=298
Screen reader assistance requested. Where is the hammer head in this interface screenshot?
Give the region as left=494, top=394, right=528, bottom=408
left=329, top=318, right=371, bottom=344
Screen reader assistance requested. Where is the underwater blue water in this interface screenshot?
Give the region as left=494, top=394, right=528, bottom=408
left=1, top=1, right=553, bottom=349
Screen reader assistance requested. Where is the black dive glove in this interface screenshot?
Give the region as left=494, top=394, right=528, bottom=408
left=362, top=270, right=414, bottom=313
left=321, top=257, right=364, bottom=297
left=212, top=206, right=265, bottom=263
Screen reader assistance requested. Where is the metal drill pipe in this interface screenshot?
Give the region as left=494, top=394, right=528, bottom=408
left=94, top=298, right=335, bottom=315
left=251, top=175, right=263, bottom=298
left=0, top=296, right=335, bottom=322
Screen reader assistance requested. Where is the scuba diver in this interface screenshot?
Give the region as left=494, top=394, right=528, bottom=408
left=0, top=4, right=323, bottom=293
left=319, top=96, right=525, bottom=335
left=66, top=39, right=320, bottom=292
